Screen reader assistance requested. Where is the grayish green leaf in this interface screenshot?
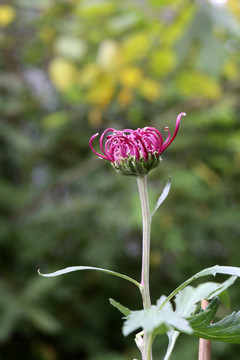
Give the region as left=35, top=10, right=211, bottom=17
left=156, top=295, right=173, bottom=311
left=151, top=178, right=171, bottom=217
left=189, top=297, right=240, bottom=343
left=162, top=276, right=237, bottom=360
left=38, top=266, right=141, bottom=288
left=123, top=306, right=192, bottom=337
left=159, top=265, right=240, bottom=310
left=109, top=298, right=131, bottom=317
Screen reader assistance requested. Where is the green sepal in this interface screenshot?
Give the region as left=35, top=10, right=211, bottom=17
left=112, top=153, right=161, bottom=177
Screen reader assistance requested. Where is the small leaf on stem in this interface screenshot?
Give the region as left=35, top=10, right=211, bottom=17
left=123, top=306, right=192, bottom=337
left=109, top=298, right=131, bottom=316
left=38, top=266, right=141, bottom=288
left=151, top=177, right=171, bottom=218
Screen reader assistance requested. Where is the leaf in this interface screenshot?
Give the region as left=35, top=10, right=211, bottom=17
left=188, top=297, right=220, bottom=327
left=122, top=306, right=192, bottom=337
left=161, top=274, right=237, bottom=360
left=159, top=265, right=240, bottom=310
left=189, top=298, right=240, bottom=344
left=109, top=298, right=131, bottom=316
left=38, top=266, right=141, bottom=288
left=156, top=295, right=173, bottom=311
left=174, top=276, right=237, bottom=318
left=151, top=177, right=171, bottom=217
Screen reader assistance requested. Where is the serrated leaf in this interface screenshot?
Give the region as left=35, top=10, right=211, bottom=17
left=123, top=306, right=192, bottom=337
left=151, top=178, right=171, bottom=217
left=174, top=276, right=236, bottom=318
left=188, top=297, right=220, bottom=327
left=159, top=265, right=240, bottom=310
left=38, top=266, right=140, bottom=288
left=189, top=298, right=240, bottom=343
left=162, top=276, right=237, bottom=360
left=109, top=298, right=131, bottom=316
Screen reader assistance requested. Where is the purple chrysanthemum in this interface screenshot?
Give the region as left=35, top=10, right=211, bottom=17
left=89, top=112, right=186, bottom=176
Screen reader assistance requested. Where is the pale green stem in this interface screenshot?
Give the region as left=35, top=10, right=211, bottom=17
left=137, top=175, right=153, bottom=360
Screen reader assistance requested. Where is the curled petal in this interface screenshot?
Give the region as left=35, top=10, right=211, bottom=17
left=89, top=112, right=185, bottom=175
left=89, top=133, right=109, bottom=160
left=144, top=127, right=163, bottom=155
left=99, top=128, right=115, bottom=157
left=163, top=127, right=171, bottom=147
left=161, top=112, right=186, bottom=152
left=144, top=127, right=163, bottom=145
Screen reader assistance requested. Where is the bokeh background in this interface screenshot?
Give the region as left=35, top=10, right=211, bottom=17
left=1, top=0, right=240, bottom=359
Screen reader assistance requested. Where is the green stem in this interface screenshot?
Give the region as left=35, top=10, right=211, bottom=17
left=137, top=175, right=153, bottom=360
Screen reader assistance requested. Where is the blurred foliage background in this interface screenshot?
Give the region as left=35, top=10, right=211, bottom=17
left=1, top=0, right=240, bottom=359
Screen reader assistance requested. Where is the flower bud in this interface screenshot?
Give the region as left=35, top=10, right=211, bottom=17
left=89, top=112, right=186, bottom=177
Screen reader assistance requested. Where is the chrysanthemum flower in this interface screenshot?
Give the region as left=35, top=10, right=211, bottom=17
left=89, top=112, right=186, bottom=176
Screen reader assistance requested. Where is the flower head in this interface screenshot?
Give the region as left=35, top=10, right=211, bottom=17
left=89, top=112, right=186, bottom=176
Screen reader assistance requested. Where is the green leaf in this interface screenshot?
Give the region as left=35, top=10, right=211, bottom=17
left=174, top=276, right=237, bottom=318
left=159, top=265, right=240, bottom=310
left=156, top=295, right=173, bottom=311
left=151, top=177, right=171, bottom=218
left=188, top=297, right=220, bottom=327
left=122, top=306, right=192, bottom=337
left=38, top=266, right=141, bottom=288
left=189, top=298, right=240, bottom=343
left=109, top=298, right=131, bottom=317
left=162, top=276, right=237, bottom=360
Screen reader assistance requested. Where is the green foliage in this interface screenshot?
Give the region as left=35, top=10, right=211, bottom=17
left=123, top=306, right=192, bottom=337
left=189, top=297, right=240, bottom=344
left=109, top=298, right=131, bottom=317
left=162, top=274, right=238, bottom=360
left=1, top=0, right=240, bottom=359
left=119, top=271, right=238, bottom=358
left=39, top=265, right=141, bottom=287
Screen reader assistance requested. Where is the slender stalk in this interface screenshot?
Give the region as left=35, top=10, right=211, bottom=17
left=137, top=175, right=153, bottom=360
left=198, top=300, right=211, bottom=360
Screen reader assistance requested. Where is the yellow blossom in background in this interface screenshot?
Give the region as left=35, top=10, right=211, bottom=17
left=119, top=67, right=142, bottom=88
left=38, top=27, right=56, bottom=43
left=139, top=79, right=162, bottom=101
left=96, top=39, right=120, bottom=70
left=228, top=0, right=240, bottom=19
left=76, top=0, right=116, bottom=18
left=176, top=71, right=222, bottom=100
left=121, top=32, right=150, bottom=62
left=79, top=64, right=102, bottom=87
left=117, top=88, right=133, bottom=108
left=223, top=61, right=239, bottom=80
left=149, top=49, right=176, bottom=78
left=48, top=58, right=78, bottom=91
left=86, top=78, right=115, bottom=107
left=0, top=5, right=16, bottom=27
left=55, top=36, right=87, bottom=61
left=88, top=107, right=103, bottom=127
